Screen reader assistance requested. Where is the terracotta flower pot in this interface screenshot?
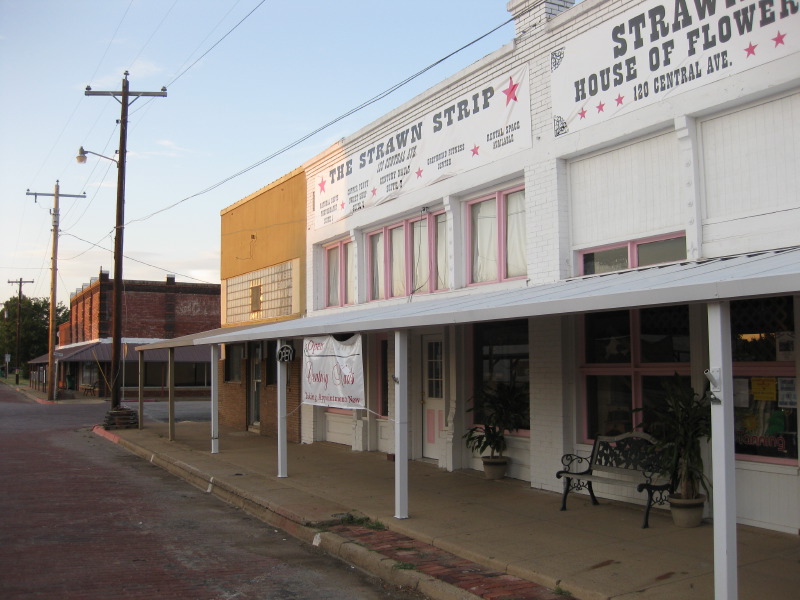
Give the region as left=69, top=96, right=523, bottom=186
left=668, top=494, right=706, bottom=527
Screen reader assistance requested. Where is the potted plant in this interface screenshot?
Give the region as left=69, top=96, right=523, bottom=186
left=463, top=379, right=529, bottom=479
left=641, top=375, right=712, bottom=527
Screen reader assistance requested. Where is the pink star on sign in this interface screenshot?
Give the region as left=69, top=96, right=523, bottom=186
left=371, top=187, right=377, bottom=196
left=415, top=167, right=424, bottom=178
left=318, top=178, right=326, bottom=193
left=471, top=145, right=480, bottom=156
left=341, top=200, right=346, bottom=210
left=502, top=77, right=519, bottom=105
left=578, top=108, right=587, bottom=119
left=745, top=42, right=757, bottom=57
left=772, top=31, right=786, bottom=47
left=615, top=94, right=624, bottom=106
left=596, top=101, right=605, bottom=113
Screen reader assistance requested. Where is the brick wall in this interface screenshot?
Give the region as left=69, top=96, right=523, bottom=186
left=218, top=359, right=247, bottom=429
left=260, top=355, right=302, bottom=443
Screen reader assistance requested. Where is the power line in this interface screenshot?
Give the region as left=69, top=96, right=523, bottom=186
left=126, top=12, right=517, bottom=227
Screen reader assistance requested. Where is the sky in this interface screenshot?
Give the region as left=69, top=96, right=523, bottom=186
left=0, top=0, right=517, bottom=310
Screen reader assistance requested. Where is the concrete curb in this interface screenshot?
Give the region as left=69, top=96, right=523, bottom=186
left=92, top=426, right=483, bottom=600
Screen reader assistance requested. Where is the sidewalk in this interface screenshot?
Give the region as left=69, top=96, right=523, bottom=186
left=11, top=384, right=800, bottom=600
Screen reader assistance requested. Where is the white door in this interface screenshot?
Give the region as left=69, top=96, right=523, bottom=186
left=249, top=344, right=261, bottom=427
left=422, top=336, right=445, bottom=459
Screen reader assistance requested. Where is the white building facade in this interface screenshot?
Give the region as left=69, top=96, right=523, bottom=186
left=208, top=0, right=800, bottom=536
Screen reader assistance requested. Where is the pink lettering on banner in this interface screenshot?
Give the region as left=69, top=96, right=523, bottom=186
left=333, top=362, right=355, bottom=386
left=304, top=339, right=324, bottom=355
left=305, top=361, right=329, bottom=390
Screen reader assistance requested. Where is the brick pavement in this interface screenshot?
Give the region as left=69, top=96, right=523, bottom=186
left=329, top=524, right=574, bottom=600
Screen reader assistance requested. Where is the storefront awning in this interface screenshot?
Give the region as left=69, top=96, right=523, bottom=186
left=143, top=246, right=800, bottom=349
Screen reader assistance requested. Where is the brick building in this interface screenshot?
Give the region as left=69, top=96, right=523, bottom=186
left=31, top=270, right=220, bottom=398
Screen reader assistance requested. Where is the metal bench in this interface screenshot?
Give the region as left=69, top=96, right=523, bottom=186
left=556, top=432, right=672, bottom=528
left=80, top=381, right=99, bottom=396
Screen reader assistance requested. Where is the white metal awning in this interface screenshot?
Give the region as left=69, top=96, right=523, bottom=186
left=187, top=246, right=800, bottom=347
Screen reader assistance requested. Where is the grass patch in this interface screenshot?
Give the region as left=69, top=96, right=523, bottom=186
left=393, top=562, right=416, bottom=570
left=554, top=585, right=572, bottom=596
left=338, top=514, right=387, bottom=531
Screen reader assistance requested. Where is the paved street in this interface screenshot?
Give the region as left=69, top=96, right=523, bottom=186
left=0, top=384, right=426, bottom=600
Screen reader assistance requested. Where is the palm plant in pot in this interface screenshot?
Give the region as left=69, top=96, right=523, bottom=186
left=463, top=379, right=529, bottom=479
left=641, top=374, right=712, bottom=527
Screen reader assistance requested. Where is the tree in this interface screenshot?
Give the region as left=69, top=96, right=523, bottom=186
left=0, top=296, right=69, bottom=377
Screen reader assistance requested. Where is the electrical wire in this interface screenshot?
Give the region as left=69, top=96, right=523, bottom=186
left=126, top=11, right=518, bottom=227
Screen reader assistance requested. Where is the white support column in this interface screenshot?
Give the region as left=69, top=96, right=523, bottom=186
left=394, top=329, right=409, bottom=519
left=137, top=351, right=144, bottom=430
left=210, top=344, right=220, bottom=454
left=277, top=339, right=288, bottom=478
left=707, top=301, right=738, bottom=600
left=168, top=346, right=176, bottom=441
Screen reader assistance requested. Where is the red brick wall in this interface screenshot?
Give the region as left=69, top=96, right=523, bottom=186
left=261, top=356, right=301, bottom=443
left=218, top=359, right=247, bottom=429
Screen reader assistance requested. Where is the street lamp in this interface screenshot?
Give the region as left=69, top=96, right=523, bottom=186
left=76, top=146, right=117, bottom=165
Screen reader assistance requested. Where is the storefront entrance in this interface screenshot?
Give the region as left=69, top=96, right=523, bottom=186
left=249, top=343, right=261, bottom=429
left=422, top=335, right=445, bottom=460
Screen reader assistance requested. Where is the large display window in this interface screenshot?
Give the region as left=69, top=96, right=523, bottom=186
left=732, top=297, right=797, bottom=463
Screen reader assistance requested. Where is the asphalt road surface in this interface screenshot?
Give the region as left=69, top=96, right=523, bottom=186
left=0, top=384, right=427, bottom=600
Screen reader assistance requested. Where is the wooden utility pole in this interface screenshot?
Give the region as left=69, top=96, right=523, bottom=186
left=27, top=182, right=85, bottom=402
left=84, top=72, right=166, bottom=410
left=7, top=278, right=34, bottom=385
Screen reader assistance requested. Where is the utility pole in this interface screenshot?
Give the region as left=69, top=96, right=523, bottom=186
left=27, top=182, right=85, bottom=402
left=7, top=278, right=34, bottom=385
left=85, top=72, right=166, bottom=411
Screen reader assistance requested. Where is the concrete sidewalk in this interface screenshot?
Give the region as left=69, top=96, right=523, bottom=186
left=87, top=417, right=798, bottom=600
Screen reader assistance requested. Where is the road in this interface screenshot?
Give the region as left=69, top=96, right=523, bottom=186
left=0, top=384, right=426, bottom=600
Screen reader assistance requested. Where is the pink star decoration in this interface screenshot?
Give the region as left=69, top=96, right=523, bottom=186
left=318, top=178, right=326, bottom=193
left=415, top=167, right=424, bottom=178
left=615, top=94, right=624, bottom=106
left=371, top=187, right=377, bottom=196
left=578, top=108, right=587, bottom=119
left=772, top=31, right=786, bottom=47
left=596, top=101, right=605, bottom=113
left=502, top=77, right=519, bottom=105
left=745, top=42, right=757, bottom=57
left=471, top=145, right=480, bottom=156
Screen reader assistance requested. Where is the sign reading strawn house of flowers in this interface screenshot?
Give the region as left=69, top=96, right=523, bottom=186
left=314, top=65, right=531, bottom=228
left=551, top=0, right=798, bottom=136
left=302, top=335, right=365, bottom=409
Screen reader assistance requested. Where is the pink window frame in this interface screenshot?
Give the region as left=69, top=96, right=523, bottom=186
left=578, top=309, right=691, bottom=444
left=578, top=232, right=686, bottom=276
left=465, top=184, right=526, bottom=286
left=324, top=239, right=353, bottom=308
left=367, top=211, right=449, bottom=301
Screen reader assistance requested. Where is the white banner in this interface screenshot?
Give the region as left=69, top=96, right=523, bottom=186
left=314, top=65, right=532, bottom=228
left=551, top=0, right=798, bottom=136
left=302, top=335, right=365, bottom=409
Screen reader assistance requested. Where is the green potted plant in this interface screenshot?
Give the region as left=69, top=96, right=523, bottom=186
left=463, top=379, right=529, bottom=479
left=641, top=374, right=712, bottom=527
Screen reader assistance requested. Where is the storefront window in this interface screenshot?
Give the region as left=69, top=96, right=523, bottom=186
left=473, top=319, right=529, bottom=429
left=731, top=297, right=797, bottom=462
left=582, top=306, right=691, bottom=440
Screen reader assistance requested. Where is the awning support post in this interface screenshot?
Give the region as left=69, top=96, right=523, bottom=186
left=137, top=350, right=144, bottom=429
left=168, top=346, right=175, bottom=441
left=277, top=338, right=288, bottom=478
left=707, top=301, right=738, bottom=600
left=210, top=344, right=220, bottom=454
left=394, top=329, right=409, bottom=519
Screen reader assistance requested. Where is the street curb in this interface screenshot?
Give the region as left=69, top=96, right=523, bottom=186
left=91, top=426, right=482, bottom=600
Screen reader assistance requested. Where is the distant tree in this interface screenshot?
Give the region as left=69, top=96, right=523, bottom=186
left=0, top=296, right=68, bottom=376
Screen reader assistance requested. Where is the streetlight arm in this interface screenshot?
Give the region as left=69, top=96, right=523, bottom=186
left=76, top=146, right=117, bottom=165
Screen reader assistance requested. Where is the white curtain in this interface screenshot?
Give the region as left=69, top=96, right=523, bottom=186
left=370, top=232, right=384, bottom=299
left=344, top=242, right=356, bottom=304
left=412, top=219, right=429, bottom=293
left=390, top=226, right=405, bottom=297
left=505, top=190, right=526, bottom=278
left=471, top=199, right=497, bottom=282
left=436, top=213, right=449, bottom=290
left=327, top=246, right=339, bottom=306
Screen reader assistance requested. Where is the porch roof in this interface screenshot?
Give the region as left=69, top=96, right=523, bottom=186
left=148, top=246, right=800, bottom=349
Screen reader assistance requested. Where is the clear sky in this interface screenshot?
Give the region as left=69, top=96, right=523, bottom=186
left=0, top=0, right=516, bottom=310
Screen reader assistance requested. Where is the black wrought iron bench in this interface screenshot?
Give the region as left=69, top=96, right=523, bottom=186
left=555, top=432, right=672, bottom=528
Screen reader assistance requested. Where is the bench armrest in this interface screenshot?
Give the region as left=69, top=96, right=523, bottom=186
left=556, top=453, right=591, bottom=477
